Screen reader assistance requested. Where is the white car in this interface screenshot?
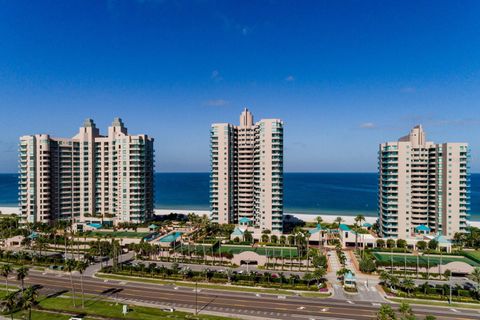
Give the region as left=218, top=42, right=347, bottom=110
left=162, top=308, right=175, bottom=312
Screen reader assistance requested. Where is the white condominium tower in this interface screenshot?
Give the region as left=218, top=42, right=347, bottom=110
left=210, top=109, right=284, bottom=233
left=19, top=118, right=154, bottom=226
left=379, top=125, right=470, bottom=239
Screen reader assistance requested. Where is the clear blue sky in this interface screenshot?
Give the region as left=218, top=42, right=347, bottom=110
left=0, top=0, right=479, bottom=173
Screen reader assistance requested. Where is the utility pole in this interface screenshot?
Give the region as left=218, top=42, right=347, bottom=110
left=195, top=280, right=198, bottom=315
left=449, top=274, right=452, bottom=304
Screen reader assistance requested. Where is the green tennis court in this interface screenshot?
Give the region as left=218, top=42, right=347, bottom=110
left=372, top=252, right=480, bottom=267
left=217, top=245, right=298, bottom=258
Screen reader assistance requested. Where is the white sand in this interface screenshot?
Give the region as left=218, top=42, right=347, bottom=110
left=2, top=206, right=479, bottom=228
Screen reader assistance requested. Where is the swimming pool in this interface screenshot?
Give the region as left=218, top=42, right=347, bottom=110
left=158, top=231, right=183, bottom=243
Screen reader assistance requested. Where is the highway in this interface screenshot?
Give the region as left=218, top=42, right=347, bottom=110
left=17, top=270, right=480, bottom=320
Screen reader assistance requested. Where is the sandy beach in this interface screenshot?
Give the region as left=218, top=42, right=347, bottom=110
left=2, top=206, right=478, bottom=228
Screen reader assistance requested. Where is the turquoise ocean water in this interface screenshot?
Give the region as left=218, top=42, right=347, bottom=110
left=1, top=173, right=478, bottom=220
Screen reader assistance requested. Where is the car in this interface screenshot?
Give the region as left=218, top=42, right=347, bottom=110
left=162, top=308, right=175, bottom=312
left=69, top=317, right=84, bottom=320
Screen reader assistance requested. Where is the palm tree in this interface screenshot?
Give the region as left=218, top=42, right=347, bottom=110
left=315, top=216, right=323, bottom=225
left=389, top=274, right=399, bottom=290
left=3, top=290, right=18, bottom=320
left=399, top=302, right=414, bottom=319
left=1, top=264, right=13, bottom=290
left=335, top=216, right=344, bottom=229
left=76, top=260, right=88, bottom=308
left=376, top=304, right=396, bottom=320
left=313, top=267, right=326, bottom=286
left=16, top=266, right=29, bottom=291
left=303, top=272, right=313, bottom=289
left=21, top=285, right=38, bottom=320
left=226, top=268, right=234, bottom=284
left=401, top=278, right=415, bottom=296
left=354, top=215, right=365, bottom=251
left=469, top=267, right=480, bottom=298
left=379, top=271, right=391, bottom=287
left=64, top=259, right=77, bottom=306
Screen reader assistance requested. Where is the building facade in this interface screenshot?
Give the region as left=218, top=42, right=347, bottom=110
left=19, top=118, right=154, bottom=226
left=210, top=109, right=284, bottom=233
left=379, top=125, right=470, bottom=239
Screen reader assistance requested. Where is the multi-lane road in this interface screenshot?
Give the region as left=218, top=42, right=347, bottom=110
left=18, top=270, right=480, bottom=320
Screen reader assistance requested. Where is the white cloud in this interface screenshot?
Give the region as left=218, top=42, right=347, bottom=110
left=359, top=122, right=376, bottom=129
left=204, top=99, right=229, bottom=107
left=285, top=75, right=295, bottom=82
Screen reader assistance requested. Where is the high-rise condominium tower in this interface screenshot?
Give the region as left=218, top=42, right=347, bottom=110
left=19, top=118, right=154, bottom=226
left=379, top=125, right=470, bottom=239
left=210, top=109, right=284, bottom=233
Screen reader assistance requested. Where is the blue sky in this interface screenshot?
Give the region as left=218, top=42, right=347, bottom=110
left=0, top=0, right=479, bottom=172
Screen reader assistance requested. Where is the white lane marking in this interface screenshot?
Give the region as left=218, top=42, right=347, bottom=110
left=450, top=308, right=460, bottom=313
left=372, top=303, right=381, bottom=307
left=347, top=300, right=354, bottom=304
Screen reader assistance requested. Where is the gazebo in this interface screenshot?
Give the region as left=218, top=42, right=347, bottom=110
left=239, top=217, right=252, bottom=227
left=230, top=226, right=245, bottom=241
left=414, top=224, right=431, bottom=235
left=148, top=224, right=159, bottom=232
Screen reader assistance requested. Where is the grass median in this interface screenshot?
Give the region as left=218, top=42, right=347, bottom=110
left=388, top=297, right=480, bottom=310
left=0, top=288, right=236, bottom=320
left=96, top=272, right=331, bottom=298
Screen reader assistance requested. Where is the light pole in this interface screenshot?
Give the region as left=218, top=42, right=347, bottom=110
left=449, top=274, right=452, bottom=304
left=195, top=280, right=198, bottom=315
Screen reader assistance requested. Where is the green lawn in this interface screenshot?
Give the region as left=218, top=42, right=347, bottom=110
left=372, top=252, right=480, bottom=267
left=84, top=231, right=150, bottom=239
left=0, top=288, right=236, bottom=320
left=389, top=298, right=480, bottom=310
left=463, top=251, right=480, bottom=264
left=218, top=245, right=298, bottom=258
left=38, top=296, right=236, bottom=320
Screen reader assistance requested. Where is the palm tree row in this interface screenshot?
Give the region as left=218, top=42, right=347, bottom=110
left=1, top=285, right=39, bottom=320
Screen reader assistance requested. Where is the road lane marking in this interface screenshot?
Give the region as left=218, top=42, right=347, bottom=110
left=347, top=300, right=354, bottom=304
left=450, top=308, right=459, bottom=313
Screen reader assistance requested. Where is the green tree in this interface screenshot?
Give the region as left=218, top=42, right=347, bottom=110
left=399, top=302, right=415, bottom=320
left=376, top=239, right=385, bottom=248
left=21, top=286, right=39, bottom=320
left=416, top=241, right=427, bottom=251
left=396, top=239, right=407, bottom=249
left=313, top=267, right=326, bottom=286
left=354, top=215, right=365, bottom=250
left=401, top=278, right=415, bottom=297
left=64, top=259, right=77, bottom=307
left=76, top=260, right=88, bottom=308
left=376, top=304, right=397, bottom=320
left=428, top=239, right=438, bottom=251
left=387, top=239, right=395, bottom=248
left=16, top=266, right=29, bottom=291
left=469, top=267, right=480, bottom=297
left=359, top=257, right=376, bottom=273
left=1, top=263, right=13, bottom=290
left=3, top=290, right=18, bottom=320
left=303, top=272, right=313, bottom=289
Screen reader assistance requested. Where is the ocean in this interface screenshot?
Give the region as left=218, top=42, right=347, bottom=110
left=1, top=173, right=479, bottom=220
